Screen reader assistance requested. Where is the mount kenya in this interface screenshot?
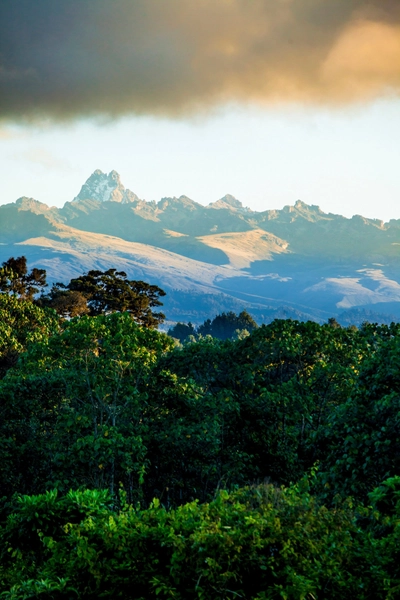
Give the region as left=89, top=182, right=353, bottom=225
left=1, top=169, right=400, bottom=326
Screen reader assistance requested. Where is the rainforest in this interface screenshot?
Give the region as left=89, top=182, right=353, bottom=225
left=1, top=261, right=400, bottom=599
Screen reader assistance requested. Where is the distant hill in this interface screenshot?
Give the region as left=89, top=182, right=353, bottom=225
left=1, top=169, right=399, bottom=324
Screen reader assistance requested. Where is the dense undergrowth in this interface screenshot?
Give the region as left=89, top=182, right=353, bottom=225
left=2, top=293, right=400, bottom=598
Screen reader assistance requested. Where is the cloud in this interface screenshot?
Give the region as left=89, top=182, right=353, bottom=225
left=1, top=0, right=400, bottom=122
left=14, top=148, right=73, bottom=171
left=0, top=127, right=26, bottom=140
left=322, top=20, right=400, bottom=101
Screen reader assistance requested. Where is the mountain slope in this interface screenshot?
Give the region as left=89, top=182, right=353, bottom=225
left=198, top=229, right=289, bottom=269
left=1, top=169, right=400, bottom=324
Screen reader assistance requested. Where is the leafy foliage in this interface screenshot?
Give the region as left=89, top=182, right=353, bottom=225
left=316, top=325, right=400, bottom=501
left=0, top=313, right=173, bottom=499
left=0, top=294, right=59, bottom=378
left=197, top=310, right=258, bottom=340
left=66, top=269, right=166, bottom=326
left=0, top=256, right=47, bottom=300
left=167, top=310, right=258, bottom=343
left=1, top=293, right=400, bottom=597
left=159, top=319, right=371, bottom=493
left=0, top=482, right=384, bottom=600
left=37, top=286, right=89, bottom=318
left=167, top=321, right=195, bottom=342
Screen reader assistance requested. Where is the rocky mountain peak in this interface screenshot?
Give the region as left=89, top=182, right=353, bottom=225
left=208, top=194, right=248, bottom=211
left=72, top=170, right=140, bottom=204
left=294, top=199, right=324, bottom=214
left=157, top=195, right=200, bottom=212
left=15, top=197, right=52, bottom=214
left=279, top=200, right=330, bottom=222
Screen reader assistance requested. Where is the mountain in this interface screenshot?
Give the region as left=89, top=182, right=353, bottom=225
left=1, top=169, right=400, bottom=325
left=207, top=194, right=251, bottom=212
left=73, top=169, right=140, bottom=204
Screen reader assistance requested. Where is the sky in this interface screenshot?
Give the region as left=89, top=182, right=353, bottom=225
left=0, top=0, right=399, bottom=222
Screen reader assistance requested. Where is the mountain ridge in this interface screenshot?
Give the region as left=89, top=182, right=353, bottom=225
left=1, top=169, right=400, bottom=324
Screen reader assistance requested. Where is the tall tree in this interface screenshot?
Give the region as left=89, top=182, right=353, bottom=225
left=167, top=321, right=195, bottom=342
left=42, top=269, right=166, bottom=327
left=197, top=310, right=258, bottom=340
left=0, top=293, right=60, bottom=377
left=37, top=286, right=89, bottom=318
left=0, top=312, right=173, bottom=499
left=0, top=256, right=47, bottom=300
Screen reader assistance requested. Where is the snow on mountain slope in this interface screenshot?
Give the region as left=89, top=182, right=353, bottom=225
left=72, top=169, right=140, bottom=204
left=304, top=269, right=400, bottom=309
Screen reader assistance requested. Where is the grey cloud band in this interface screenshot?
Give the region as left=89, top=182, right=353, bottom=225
left=1, top=0, right=400, bottom=121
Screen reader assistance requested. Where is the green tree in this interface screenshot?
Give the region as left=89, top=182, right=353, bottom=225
left=0, top=294, right=59, bottom=378
left=197, top=310, right=257, bottom=340
left=44, top=269, right=166, bottom=327
left=327, top=316, right=341, bottom=328
left=37, top=286, right=89, bottom=318
left=0, top=256, right=47, bottom=300
left=0, top=483, right=380, bottom=600
left=161, top=319, right=372, bottom=490
left=0, top=312, right=173, bottom=500
left=167, top=321, right=195, bottom=342
left=316, top=331, right=400, bottom=502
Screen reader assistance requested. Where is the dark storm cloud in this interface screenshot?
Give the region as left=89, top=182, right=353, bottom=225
left=1, top=0, right=400, bottom=121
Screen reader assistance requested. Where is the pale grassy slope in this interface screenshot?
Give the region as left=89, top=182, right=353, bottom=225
left=197, top=229, right=289, bottom=268
left=3, top=175, right=400, bottom=323
left=16, top=225, right=248, bottom=291
left=15, top=225, right=400, bottom=315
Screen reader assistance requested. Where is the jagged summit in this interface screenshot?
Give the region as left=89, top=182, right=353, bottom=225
left=65, top=170, right=388, bottom=236
left=293, top=199, right=325, bottom=215
left=16, top=197, right=50, bottom=211
left=72, top=169, right=140, bottom=204
left=2, top=173, right=399, bottom=325
left=208, top=194, right=250, bottom=211
left=15, top=197, right=56, bottom=216
left=157, top=195, right=201, bottom=211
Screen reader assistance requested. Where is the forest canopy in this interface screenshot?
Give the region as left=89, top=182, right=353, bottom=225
left=1, top=257, right=400, bottom=598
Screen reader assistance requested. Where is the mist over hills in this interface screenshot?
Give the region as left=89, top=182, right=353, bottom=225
left=1, top=169, right=400, bottom=325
